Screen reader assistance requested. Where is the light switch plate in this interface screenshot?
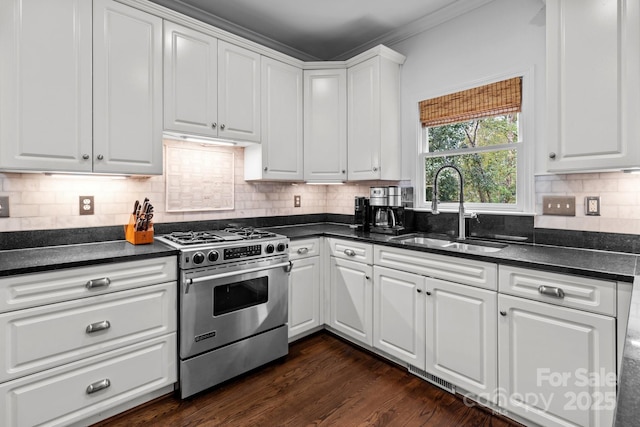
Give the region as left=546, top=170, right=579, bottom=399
left=542, top=196, right=576, bottom=216
left=0, top=196, right=9, bottom=217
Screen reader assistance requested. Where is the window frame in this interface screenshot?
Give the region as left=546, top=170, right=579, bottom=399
left=414, top=70, right=534, bottom=214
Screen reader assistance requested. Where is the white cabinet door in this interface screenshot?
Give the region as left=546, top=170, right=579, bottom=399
left=0, top=0, right=92, bottom=172
left=547, top=0, right=640, bottom=172
left=164, top=21, right=218, bottom=137
left=373, top=266, right=425, bottom=369
left=425, top=278, right=497, bottom=400
left=303, top=69, right=347, bottom=182
left=245, top=57, right=303, bottom=180
left=217, top=41, right=261, bottom=142
left=93, top=0, right=163, bottom=175
left=347, top=56, right=402, bottom=181
left=329, top=257, right=373, bottom=346
left=498, top=294, right=616, bottom=427
left=288, top=256, right=321, bottom=339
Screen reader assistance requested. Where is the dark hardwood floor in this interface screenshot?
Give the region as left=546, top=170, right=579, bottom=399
left=93, top=333, right=521, bottom=426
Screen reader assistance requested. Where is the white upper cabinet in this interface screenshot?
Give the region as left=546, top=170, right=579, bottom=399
left=93, top=0, right=163, bottom=175
left=217, top=40, right=261, bottom=143
left=547, top=0, right=640, bottom=172
left=245, top=57, right=303, bottom=180
left=0, top=0, right=93, bottom=172
left=347, top=50, right=404, bottom=181
left=164, top=21, right=218, bottom=137
left=303, top=69, right=348, bottom=182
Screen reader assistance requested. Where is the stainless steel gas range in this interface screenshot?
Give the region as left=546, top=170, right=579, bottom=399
left=156, top=227, right=291, bottom=398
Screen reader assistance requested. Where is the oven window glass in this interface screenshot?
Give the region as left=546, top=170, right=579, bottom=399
left=213, top=277, right=268, bottom=316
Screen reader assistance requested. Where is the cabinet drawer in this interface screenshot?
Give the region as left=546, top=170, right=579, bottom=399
left=327, top=238, right=372, bottom=264
left=499, top=265, right=616, bottom=316
left=0, top=282, right=176, bottom=383
left=289, top=238, right=321, bottom=260
left=0, top=256, right=177, bottom=313
left=0, top=334, right=176, bottom=427
left=374, top=245, right=497, bottom=290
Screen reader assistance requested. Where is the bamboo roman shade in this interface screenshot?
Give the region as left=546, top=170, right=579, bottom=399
left=419, top=77, right=522, bottom=127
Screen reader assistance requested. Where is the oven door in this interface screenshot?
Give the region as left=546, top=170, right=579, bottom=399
left=180, top=260, right=290, bottom=359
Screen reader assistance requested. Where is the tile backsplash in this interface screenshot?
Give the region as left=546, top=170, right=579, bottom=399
left=0, top=142, right=376, bottom=232
left=3, top=141, right=640, bottom=235
left=535, top=172, right=640, bottom=234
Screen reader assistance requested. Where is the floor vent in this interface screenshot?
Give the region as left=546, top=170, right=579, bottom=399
left=408, top=365, right=455, bottom=394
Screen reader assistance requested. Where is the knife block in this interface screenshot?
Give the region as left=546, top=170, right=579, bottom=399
left=124, top=214, right=154, bottom=245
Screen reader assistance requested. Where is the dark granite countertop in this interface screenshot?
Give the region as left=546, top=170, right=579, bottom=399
left=266, top=223, right=639, bottom=282
left=269, top=222, right=640, bottom=426
left=0, top=240, right=178, bottom=277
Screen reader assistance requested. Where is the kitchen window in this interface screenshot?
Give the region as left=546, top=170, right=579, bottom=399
left=417, top=75, right=533, bottom=213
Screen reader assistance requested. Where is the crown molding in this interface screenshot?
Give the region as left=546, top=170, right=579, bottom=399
left=330, top=0, right=496, bottom=60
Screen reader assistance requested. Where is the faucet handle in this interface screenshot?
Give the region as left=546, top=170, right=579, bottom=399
left=464, top=211, right=479, bottom=221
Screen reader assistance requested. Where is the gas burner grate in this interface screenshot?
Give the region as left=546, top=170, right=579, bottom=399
left=223, top=227, right=277, bottom=239
left=163, top=231, right=226, bottom=246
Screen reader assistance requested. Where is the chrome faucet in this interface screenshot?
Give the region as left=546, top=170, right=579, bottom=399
left=431, top=164, right=477, bottom=241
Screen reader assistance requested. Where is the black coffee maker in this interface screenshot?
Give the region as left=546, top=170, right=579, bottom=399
left=353, top=197, right=370, bottom=231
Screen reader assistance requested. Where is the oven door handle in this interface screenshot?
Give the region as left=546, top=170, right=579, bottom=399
left=184, top=260, right=292, bottom=293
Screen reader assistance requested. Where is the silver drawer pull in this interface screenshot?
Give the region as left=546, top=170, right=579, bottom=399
left=86, top=379, right=111, bottom=395
left=297, top=247, right=309, bottom=255
left=344, top=249, right=356, bottom=257
left=85, top=277, right=111, bottom=289
left=538, top=285, right=565, bottom=299
left=86, top=320, right=111, bottom=334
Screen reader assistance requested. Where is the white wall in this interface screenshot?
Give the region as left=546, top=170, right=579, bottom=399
left=390, top=0, right=547, bottom=180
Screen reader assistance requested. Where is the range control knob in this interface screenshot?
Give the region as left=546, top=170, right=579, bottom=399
left=193, top=252, right=205, bottom=264
left=276, top=243, right=286, bottom=252
left=265, top=244, right=275, bottom=254
left=207, top=251, right=219, bottom=262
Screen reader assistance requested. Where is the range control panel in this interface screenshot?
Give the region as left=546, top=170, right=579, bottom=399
left=224, top=245, right=262, bottom=260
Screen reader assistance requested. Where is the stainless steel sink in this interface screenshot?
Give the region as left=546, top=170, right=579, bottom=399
left=391, top=234, right=507, bottom=253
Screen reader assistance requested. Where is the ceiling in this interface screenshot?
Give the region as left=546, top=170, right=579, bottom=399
left=148, top=0, right=495, bottom=60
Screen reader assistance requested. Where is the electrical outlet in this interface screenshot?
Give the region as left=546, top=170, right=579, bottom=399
left=542, top=196, right=576, bottom=216
left=79, top=196, right=94, bottom=215
left=0, top=196, right=9, bottom=218
left=294, top=195, right=301, bottom=207
left=585, top=196, right=601, bottom=216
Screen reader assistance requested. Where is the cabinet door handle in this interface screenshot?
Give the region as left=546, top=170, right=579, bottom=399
left=96, top=154, right=104, bottom=160
left=342, top=170, right=346, bottom=174
left=538, top=285, right=565, bottom=299
left=264, top=166, right=268, bottom=172
left=416, top=289, right=423, bottom=293
left=343, top=249, right=356, bottom=257
left=372, top=166, right=379, bottom=172
left=365, top=276, right=371, bottom=280
left=212, top=122, right=217, bottom=129
left=297, top=247, right=309, bottom=255
left=549, top=152, right=556, bottom=159
left=85, top=277, right=111, bottom=289
left=425, top=291, right=431, bottom=296
left=500, top=311, right=507, bottom=316
left=86, top=379, right=111, bottom=395
left=220, top=124, right=226, bottom=130
left=82, top=154, right=90, bottom=160
left=86, top=320, right=111, bottom=334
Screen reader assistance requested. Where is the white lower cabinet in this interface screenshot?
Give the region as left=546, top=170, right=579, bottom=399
left=288, top=239, right=322, bottom=340
left=373, top=266, right=425, bottom=369
left=0, top=334, right=176, bottom=427
left=425, top=278, right=497, bottom=401
left=0, top=256, right=178, bottom=426
left=498, top=294, right=616, bottom=427
left=329, top=256, right=373, bottom=346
